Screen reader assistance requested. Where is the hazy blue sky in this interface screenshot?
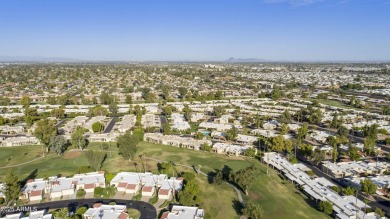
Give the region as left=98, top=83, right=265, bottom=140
left=0, top=0, right=389, bottom=61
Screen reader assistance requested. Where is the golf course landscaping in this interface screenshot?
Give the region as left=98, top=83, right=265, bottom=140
left=0, top=142, right=330, bottom=219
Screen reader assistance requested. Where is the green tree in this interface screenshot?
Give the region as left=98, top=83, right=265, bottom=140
left=158, top=162, right=172, bottom=174
left=363, top=137, right=376, bottom=156
left=162, top=123, right=171, bottom=134
left=183, top=105, right=192, bottom=121
left=50, top=108, right=65, bottom=118
left=278, top=110, right=292, bottom=124
left=117, top=132, right=139, bottom=160
left=226, top=126, right=238, bottom=141
left=234, top=165, right=257, bottom=195
left=4, top=170, right=21, bottom=206
left=374, top=207, right=385, bottom=217
left=280, top=123, right=289, bottom=135
left=269, top=135, right=285, bottom=153
left=342, top=186, right=357, bottom=196
left=200, top=143, right=212, bottom=152
left=133, top=128, right=145, bottom=142
left=297, top=123, right=309, bottom=143
left=71, top=127, right=88, bottom=151
left=53, top=208, right=69, bottom=218
left=99, top=91, right=113, bottom=105
left=270, top=86, right=280, bottom=100
left=125, top=95, right=133, bottom=104
left=178, top=87, right=188, bottom=99
left=19, top=95, right=31, bottom=108
left=108, top=102, right=118, bottom=116
left=0, top=115, right=5, bottom=125
left=89, top=105, right=108, bottom=116
left=242, top=202, right=263, bottom=219
left=85, top=150, right=107, bottom=171
left=349, top=146, right=360, bottom=161
left=244, top=148, right=257, bottom=157
left=212, top=106, right=225, bottom=117
left=360, top=178, right=377, bottom=195
left=318, top=201, right=333, bottom=215
left=49, top=135, right=68, bottom=155
left=75, top=206, right=88, bottom=217
left=34, top=118, right=57, bottom=155
left=92, top=122, right=105, bottom=133
left=312, top=148, right=325, bottom=165
left=300, top=143, right=313, bottom=159
left=330, top=186, right=340, bottom=194
left=162, top=106, right=172, bottom=116
left=178, top=172, right=200, bottom=206
left=161, top=85, right=170, bottom=100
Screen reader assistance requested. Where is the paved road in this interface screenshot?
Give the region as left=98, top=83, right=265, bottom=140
left=103, top=117, right=116, bottom=133
left=55, top=119, right=66, bottom=129
left=6, top=199, right=156, bottom=219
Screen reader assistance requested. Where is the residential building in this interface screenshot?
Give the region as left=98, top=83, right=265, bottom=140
left=160, top=205, right=204, bottom=219
left=83, top=203, right=128, bottom=219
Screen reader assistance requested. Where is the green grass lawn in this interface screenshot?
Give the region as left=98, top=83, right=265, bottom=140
left=0, top=145, right=43, bottom=167
left=0, top=142, right=329, bottom=219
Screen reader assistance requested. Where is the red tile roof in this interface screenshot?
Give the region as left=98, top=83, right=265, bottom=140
left=159, top=189, right=170, bottom=195
left=160, top=212, right=169, bottom=219
left=93, top=203, right=102, bottom=208
left=84, top=183, right=95, bottom=189
left=119, top=212, right=128, bottom=219
left=142, top=186, right=153, bottom=192
left=118, top=182, right=127, bottom=188
left=30, top=190, right=42, bottom=197
left=126, top=184, right=137, bottom=190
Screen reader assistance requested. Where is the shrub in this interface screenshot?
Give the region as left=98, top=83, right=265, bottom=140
left=76, top=189, right=86, bottom=198
left=78, top=166, right=94, bottom=174
left=148, top=195, right=159, bottom=204
left=94, top=187, right=104, bottom=198
left=330, top=186, right=340, bottom=194
left=132, top=193, right=142, bottom=201
left=318, top=201, right=333, bottom=215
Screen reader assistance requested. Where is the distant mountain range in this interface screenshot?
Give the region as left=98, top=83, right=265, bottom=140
left=0, top=56, right=84, bottom=63
left=226, top=57, right=268, bottom=62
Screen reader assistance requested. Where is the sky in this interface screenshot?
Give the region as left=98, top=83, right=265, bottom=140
left=0, top=0, right=389, bottom=61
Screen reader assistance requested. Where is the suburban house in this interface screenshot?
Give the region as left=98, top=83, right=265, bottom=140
left=321, top=160, right=390, bottom=178
left=0, top=183, right=5, bottom=200
left=72, top=172, right=106, bottom=193
left=158, top=177, right=183, bottom=200
left=0, top=125, right=24, bottom=135
left=0, top=136, right=40, bottom=147
left=86, top=133, right=119, bottom=143
left=83, top=203, right=128, bottom=219
left=171, top=113, right=191, bottom=131
left=160, top=205, right=204, bottom=219
left=47, top=177, right=76, bottom=199
left=212, top=142, right=253, bottom=156
left=110, top=172, right=183, bottom=199
left=20, top=179, right=47, bottom=202
left=144, top=133, right=211, bottom=150
left=117, top=115, right=135, bottom=132
left=141, top=114, right=161, bottom=128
